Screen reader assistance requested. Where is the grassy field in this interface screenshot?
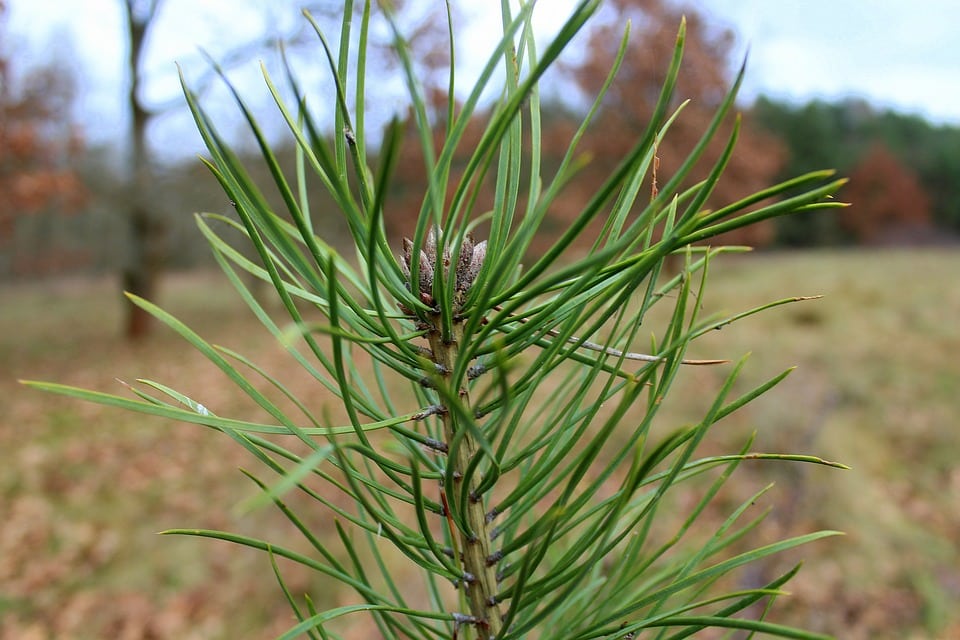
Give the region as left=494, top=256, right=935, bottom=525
left=3, top=249, right=959, bottom=639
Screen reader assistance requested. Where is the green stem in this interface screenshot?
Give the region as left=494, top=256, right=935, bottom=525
left=427, top=320, right=503, bottom=639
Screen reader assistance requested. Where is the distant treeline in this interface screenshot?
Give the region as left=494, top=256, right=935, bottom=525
left=751, top=96, right=960, bottom=246
left=4, top=96, right=959, bottom=280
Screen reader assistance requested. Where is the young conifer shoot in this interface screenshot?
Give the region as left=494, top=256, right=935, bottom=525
left=27, top=2, right=848, bottom=638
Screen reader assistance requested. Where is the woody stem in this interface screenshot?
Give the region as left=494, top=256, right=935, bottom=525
left=427, top=320, right=503, bottom=639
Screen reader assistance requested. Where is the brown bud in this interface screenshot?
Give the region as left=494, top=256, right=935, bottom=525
left=463, top=240, right=486, bottom=290
left=399, top=227, right=487, bottom=312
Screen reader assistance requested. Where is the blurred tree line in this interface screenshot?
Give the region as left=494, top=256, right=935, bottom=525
left=0, top=0, right=88, bottom=275
left=3, top=0, right=959, bottom=326
left=751, top=96, right=960, bottom=246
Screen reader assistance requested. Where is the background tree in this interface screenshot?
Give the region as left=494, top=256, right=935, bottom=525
left=0, top=0, right=87, bottom=275
left=841, top=143, right=933, bottom=244
left=558, top=0, right=785, bottom=250
left=120, top=0, right=444, bottom=339
left=120, top=0, right=164, bottom=339
left=120, top=0, right=306, bottom=337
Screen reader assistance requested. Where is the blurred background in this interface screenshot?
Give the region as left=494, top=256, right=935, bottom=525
left=2, top=1, right=958, bottom=638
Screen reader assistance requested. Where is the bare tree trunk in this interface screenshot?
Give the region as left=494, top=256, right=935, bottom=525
left=122, top=0, right=165, bottom=340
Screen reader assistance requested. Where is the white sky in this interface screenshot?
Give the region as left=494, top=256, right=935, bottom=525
left=696, top=0, right=960, bottom=124
left=5, top=0, right=959, bottom=161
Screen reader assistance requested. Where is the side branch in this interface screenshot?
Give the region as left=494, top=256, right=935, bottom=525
left=494, top=305, right=728, bottom=365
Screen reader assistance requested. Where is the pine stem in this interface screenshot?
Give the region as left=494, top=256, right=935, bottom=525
left=427, top=321, right=503, bottom=639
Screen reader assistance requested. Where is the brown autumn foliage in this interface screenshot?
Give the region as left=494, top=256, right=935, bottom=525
left=564, top=0, right=784, bottom=249
left=384, top=0, right=784, bottom=254
left=841, top=142, right=934, bottom=244
left=0, top=1, right=88, bottom=271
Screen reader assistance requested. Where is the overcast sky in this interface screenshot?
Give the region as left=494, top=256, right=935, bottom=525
left=5, top=0, right=959, bottom=160
left=696, top=0, right=960, bottom=124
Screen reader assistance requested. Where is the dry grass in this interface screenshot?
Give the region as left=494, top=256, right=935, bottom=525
left=3, top=249, right=959, bottom=639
